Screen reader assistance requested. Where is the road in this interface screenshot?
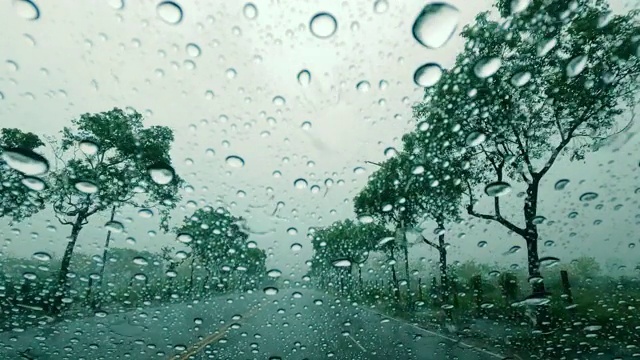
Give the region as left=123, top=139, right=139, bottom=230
left=0, top=288, right=505, bottom=359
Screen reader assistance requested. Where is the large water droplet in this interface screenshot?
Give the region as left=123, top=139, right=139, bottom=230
left=413, top=63, right=443, bottom=87
left=32, top=251, right=51, bottom=261
left=474, top=57, right=502, bottom=78
left=294, top=178, right=308, bottom=189
left=105, top=221, right=124, bottom=233
left=267, top=269, right=282, bottom=278
left=332, top=259, right=352, bottom=267
left=13, top=0, right=40, bottom=20
left=566, top=55, right=588, bottom=77
left=465, top=131, right=486, bottom=147
left=287, top=227, right=298, bottom=235
left=21, top=176, right=45, bottom=191
left=505, top=245, right=521, bottom=254
left=310, top=12, right=337, bottom=39
left=510, top=71, right=531, bottom=87
left=74, top=180, right=99, bottom=194
left=358, top=215, right=374, bottom=224
left=133, top=257, right=148, bottom=266
left=79, top=140, right=99, bottom=155
left=554, top=179, right=569, bottom=190
left=510, top=0, right=531, bottom=14
left=138, top=208, right=154, bottom=218
left=539, top=256, right=560, bottom=268
left=290, top=243, right=302, bottom=252
left=1, top=148, right=49, bottom=175
left=243, top=3, right=258, bottom=20
left=297, top=69, right=311, bottom=86
left=108, top=0, right=124, bottom=10
left=477, top=241, right=488, bottom=248
left=356, top=80, right=371, bottom=92
left=373, top=0, right=388, bottom=14
left=148, top=164, right=175, bottom=185
left=484, top=181, right=512, bottom=197
left=273, top=96, right=286, bottom=106
left=263, top=287, right=279, bottom=296
left=412, top=3, right=459, bottom=49
left=226, top=155, right=245, bottom=168
left=378, top=237, right=394, bottom=247
left=536, top=38, right=557, bottom=57
left=384, top=147, right=397, bottom=157
left=157, top=1, right=183, bottom=24
left=186, top=43, right=201, bottom=57
left=176, top=233, right=193, bottom=244
left=579, top=192, right=598, bottom=202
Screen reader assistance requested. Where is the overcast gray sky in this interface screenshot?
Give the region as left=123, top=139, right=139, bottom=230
left=1, top=0, right=638, bottom=279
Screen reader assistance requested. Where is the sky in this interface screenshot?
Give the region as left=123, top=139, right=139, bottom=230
left=1, top=0, right=639, bottom=280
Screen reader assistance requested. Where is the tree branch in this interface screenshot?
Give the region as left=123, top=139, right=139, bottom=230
left=535, top=102, right=604, bottom=179
left=418, top=235, right=440, bottom=250
left=465, top=179, right=525, bottom=236
left=510, top=123, right=535, bottom=177
left=54, top=213, right=73, bottom=225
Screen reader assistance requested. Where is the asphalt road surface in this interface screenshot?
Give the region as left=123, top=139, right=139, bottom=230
left=0, top=288, right=506, bottom=359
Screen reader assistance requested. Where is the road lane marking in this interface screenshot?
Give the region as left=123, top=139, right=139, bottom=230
left=346, top=334, right=367, bottom=352
left=172, top=302, right=264, bottom=360
left=360, top=307, right=505, bottom=359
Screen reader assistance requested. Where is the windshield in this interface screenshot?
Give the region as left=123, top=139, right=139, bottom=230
left=1, top=0, right=639, bottom=359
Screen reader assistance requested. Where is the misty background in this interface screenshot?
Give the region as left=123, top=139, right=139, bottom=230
left=1, top=0, right=638, bottom=280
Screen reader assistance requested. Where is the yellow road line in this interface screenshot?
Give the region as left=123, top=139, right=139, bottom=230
left=172, top=303, right=264, bottom=360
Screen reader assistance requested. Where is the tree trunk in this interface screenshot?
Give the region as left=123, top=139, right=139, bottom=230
left=524, top=179, right=551, bottom=330
left=358, top=266, right=363, bottom=291
left=524, top=180, right=545, bottom=295
left=51, top=214, right=85, bottom=315
left=96, top=206, right=116, bottom=304
left=188, top=257, right=195, bottom=294
left=398, top=222, right=411, bottom=293
left=437, top=223, right=449, bottom=304
left=389, top=246, right=400, bottom=301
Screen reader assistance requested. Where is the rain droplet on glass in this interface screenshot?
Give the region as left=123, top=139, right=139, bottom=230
left=413, top=63, right=443, bottom=87
left=412, top=3, right=459, bottom=49
left=309, top=12, right=337, bottom=39
left=157, top=1, right=183, bottom=24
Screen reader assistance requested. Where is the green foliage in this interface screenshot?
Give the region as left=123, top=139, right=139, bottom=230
left=0, top=129, right=47, bottom=222
left=354, top=147, right=464, bottom=229
left=311, top=219, right=392, bottom=274
left=567, top=256, right=602, bottom=280
left=49, top=108, right=183, bottom=230
left=413, top=0, right=640, bottom=211
left=175, top=206, right=265, bottom=288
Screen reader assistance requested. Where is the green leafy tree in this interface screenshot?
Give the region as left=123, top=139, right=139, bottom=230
left=413, top=0, right=640, bottom=300
left=175, top=206, right=262, bottom=293
left=355, top=141, right=465, bottom=303
left=0, top=129, right=47, bottom=222
left=310, top=220, right=391, bottom=294
left=354, top=154, right=421, bottom=296
left=45, top=108, right=183, bottom=314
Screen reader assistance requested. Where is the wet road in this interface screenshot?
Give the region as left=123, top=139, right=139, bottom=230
left=0, top=288, right=505, bottom=359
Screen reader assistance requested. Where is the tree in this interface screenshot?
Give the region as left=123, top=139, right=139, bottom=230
left=0, top=128, right=48, bottom=222
left=310, top=220, right=391, bottom=295
left=355, top=139, right=465, bottom=304
left=413, top=0, right=640, bottom=301
left=402, top=131, right=466, bottom=304
left=175, top=206, right=262, bottom=294
left=568, top=256, right=601, bottom=281
left=354, top=154, right=423, bottom=298
left=45, top=108, right=183, bottom=314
